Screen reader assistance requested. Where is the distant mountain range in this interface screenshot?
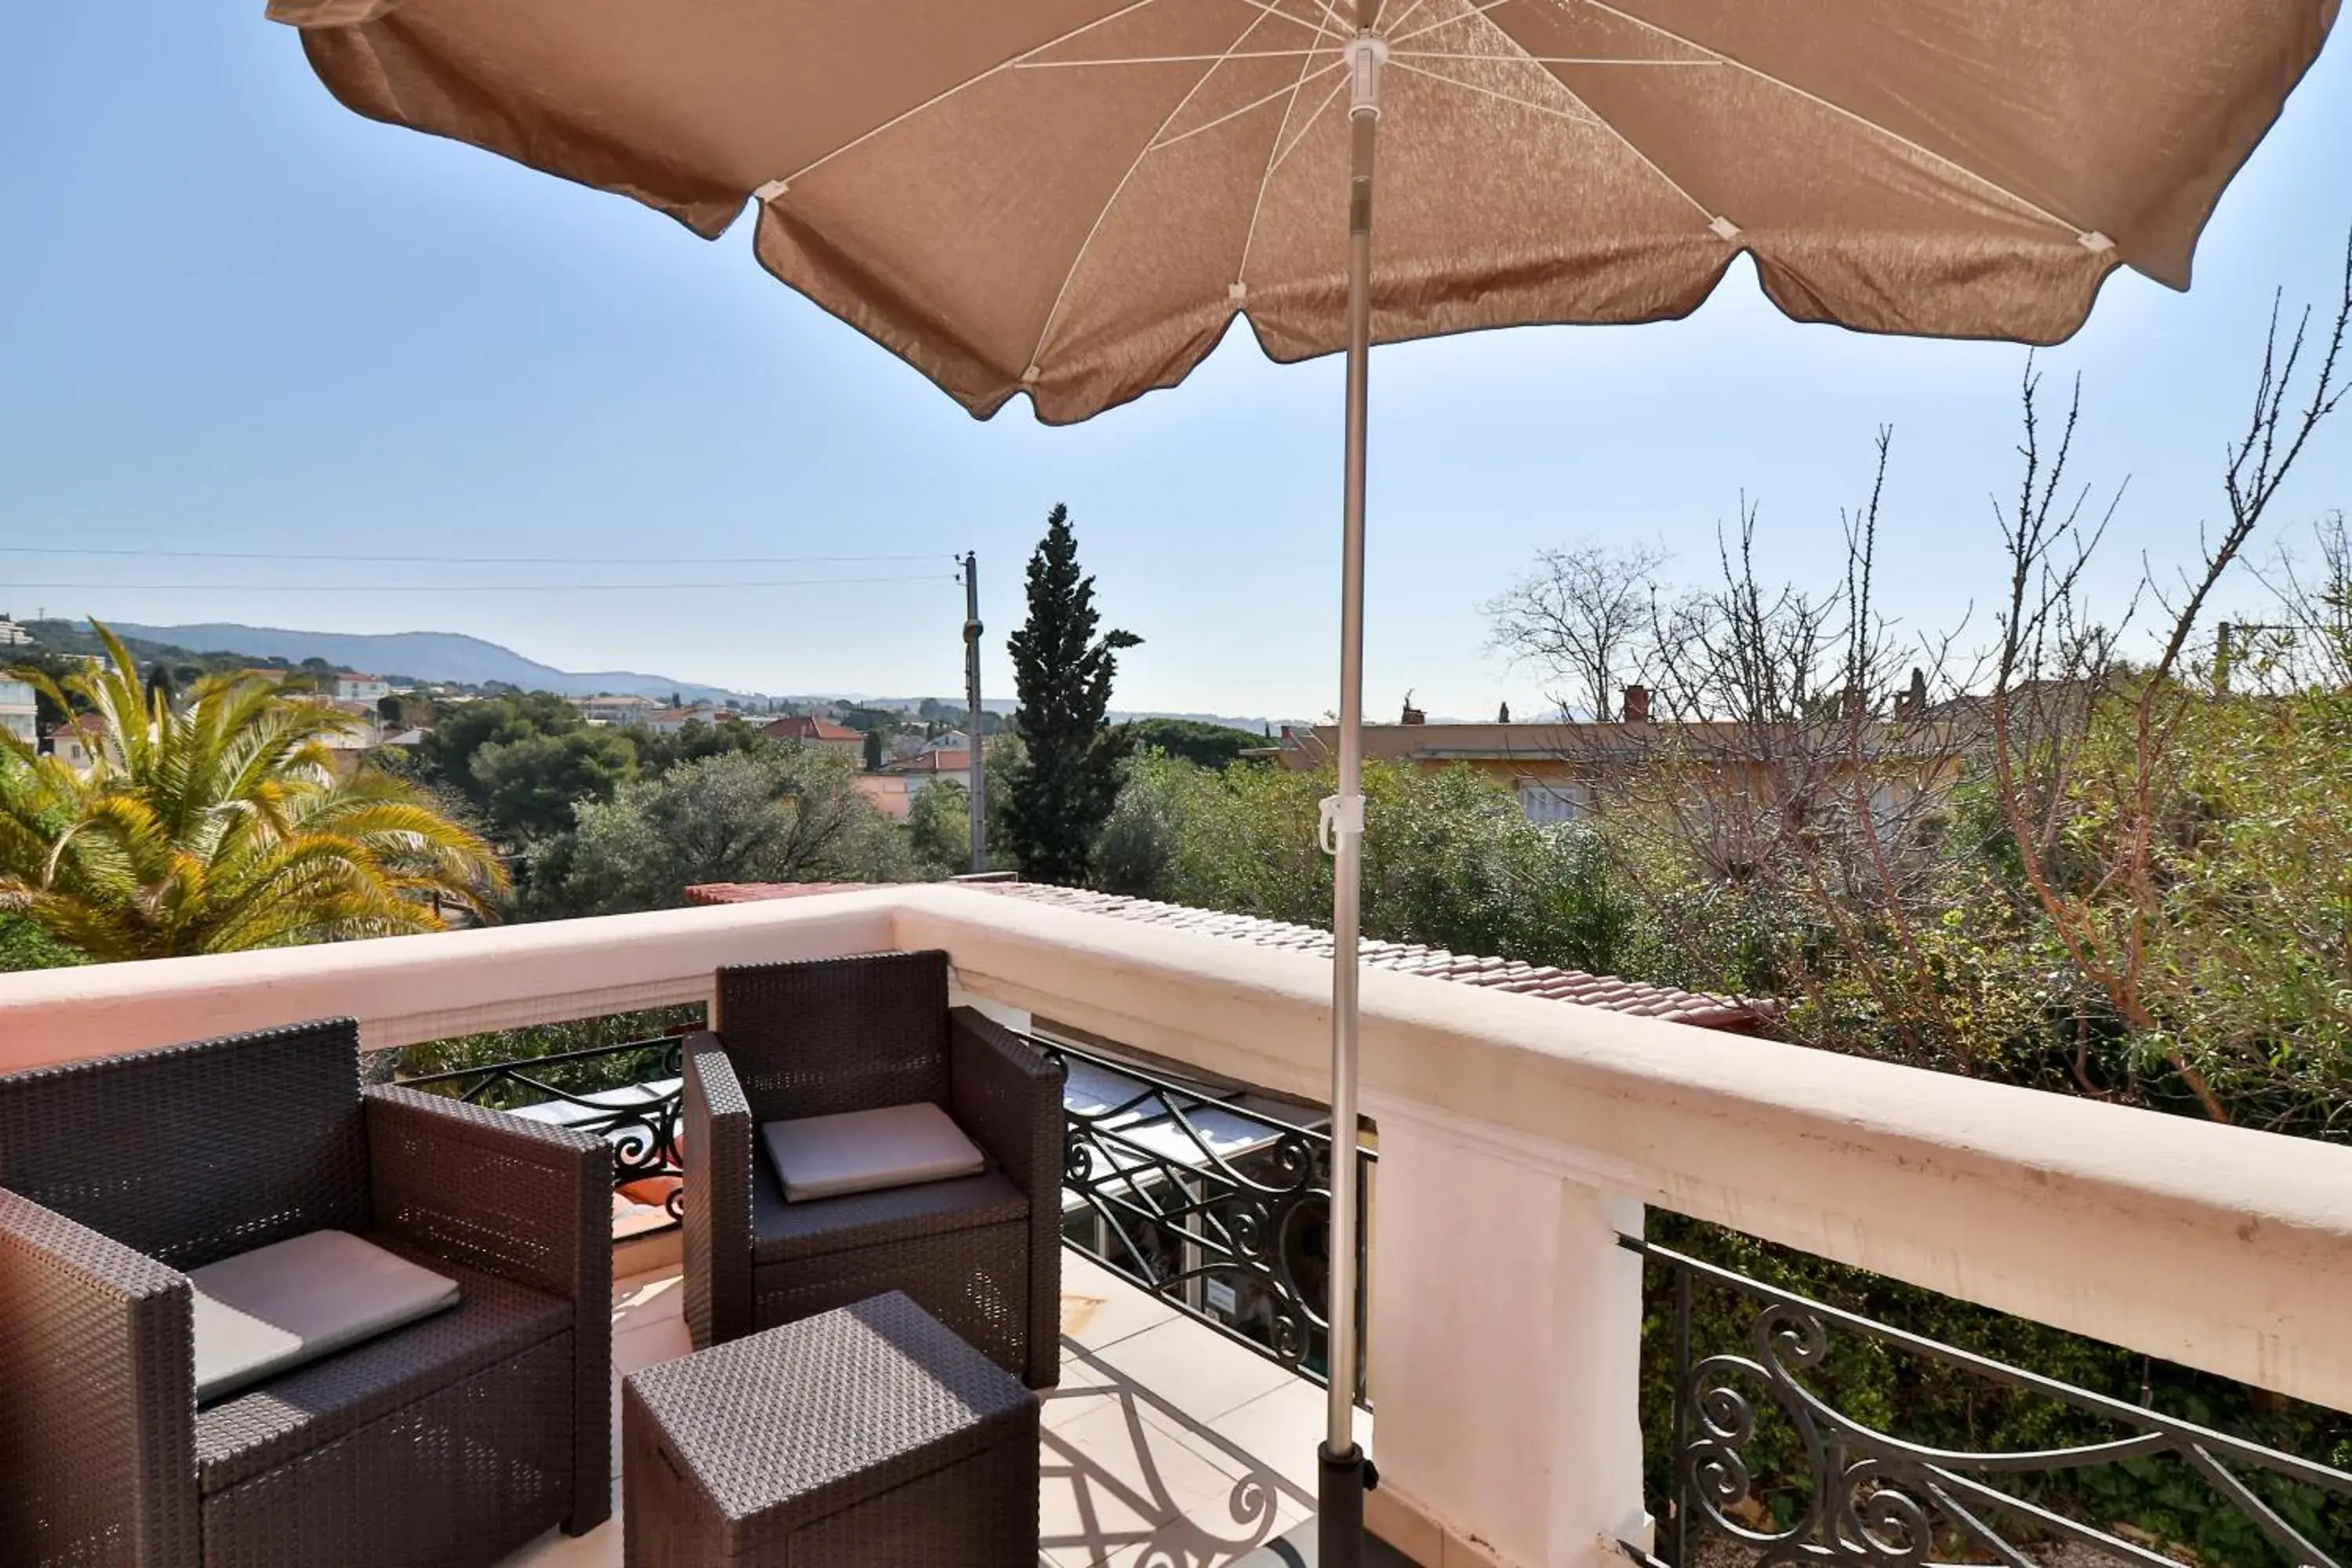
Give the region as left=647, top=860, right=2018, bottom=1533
left=98, top=622, right=1294, bottom=732
left=109, top=623, right=745, bottom=703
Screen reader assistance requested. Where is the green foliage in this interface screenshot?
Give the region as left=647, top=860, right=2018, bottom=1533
left=984, top=731, right=1026, bottom=872
left=0, top=913, right=83, bottom=972
left=419, top=693, right=617, bottom=837
left=1096, top=754, right=1633, bottom=975
left=376, top=691, right=434, bottom=731
left=917, top=697, right=1005, bottom=735
left=1602, top=682, right=2352, bottom=1134
left=1092, top=751, right=1327, bottom=920
left=2096, top=686, right=2352, bottom=1135
left=863, top=728, right=884, bottom=771
left=1114, top=717, right=1265, bottom=769
left=1002, top=504, right=1142, bottom=886
left=838, top=705, right=909, bottom=732
left=9, top=647, right=101, bottom=729
left=394, top=1006, right=703, bottom=1109
left=0, top=622, right=507, bottom=960
left=470, top=728, right=638, bottom=843
left=907, top=778, right=973, bottom=878
left=622, top=717, right=769, bottom=775
left=1095, top=738, right=2352, bottom=1555
left=523, top=746, right=909, bottom=918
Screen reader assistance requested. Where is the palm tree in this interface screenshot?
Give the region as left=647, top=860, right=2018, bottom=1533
left=0, top=623, right=507, bottom=961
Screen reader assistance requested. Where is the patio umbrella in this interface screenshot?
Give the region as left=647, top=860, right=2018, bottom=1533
left=273, top=0, right=2336, bottom=1557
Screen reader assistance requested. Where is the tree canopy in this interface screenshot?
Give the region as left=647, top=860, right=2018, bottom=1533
left=1002, top=504, right=1142, bottom=886
left=906, top=777, right=972, bottom=879
left=1097, top=752, right=1631, bottom=975
left=0, top=623, right=506, bottom=960
left=524, top=746, right=909, bottom=917
left=1113, top=717, right=1264, bottom=769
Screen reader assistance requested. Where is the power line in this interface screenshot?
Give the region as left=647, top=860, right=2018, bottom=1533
left=0, top=574, right=956, bottom=593
left=0, top=545, right=953, bottom=566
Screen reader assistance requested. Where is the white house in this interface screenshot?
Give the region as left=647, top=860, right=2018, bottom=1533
left=334, top=672, right=391, bottom=704
left=0, top=677, right=36, bottom=745
left=578, top=694, right=661, bottom=726
left=49, top=714, right=105, bottom=772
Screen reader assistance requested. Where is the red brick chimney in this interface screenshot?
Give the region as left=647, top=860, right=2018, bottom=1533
left=1622, top=684, right=1651, bottom=723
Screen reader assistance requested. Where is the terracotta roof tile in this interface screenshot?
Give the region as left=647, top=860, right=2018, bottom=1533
left=679, top=879, right=1772, bottom=1033
left=985, top=884, right=1772, bottom=1033
left=684, top=882, right=878, bottom=905
left=764, top=715, right=862, bottom=742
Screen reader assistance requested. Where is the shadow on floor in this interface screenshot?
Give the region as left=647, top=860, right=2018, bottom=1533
left=1042, top=1338, right=1312, bottom=1565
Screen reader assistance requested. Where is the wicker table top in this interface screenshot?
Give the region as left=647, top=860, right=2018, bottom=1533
left=624, top=1290, right=1033, bottom=1537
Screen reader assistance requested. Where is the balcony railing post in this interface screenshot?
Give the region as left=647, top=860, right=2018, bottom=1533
left=1365, top=1102, right=1652, bottom=1566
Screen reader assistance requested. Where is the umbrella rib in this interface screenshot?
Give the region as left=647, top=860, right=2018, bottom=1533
left=1237, top=0, right=1346, bottom=286
left=1150, top=60, right=1348, bottom=155
left=1025, top=6, right=1293, bottom=378
left=1446, top=0, right=1718, bottom=221
left=1367, top=0, right=1442, bottom=41
left=1266, top=68, right=1352, bottom=175
left=1385, top=0, right=1518, bottom=51
left=1393, top=52, right=1723, bottom=65
left=1013, top=48, right=1341, bottom=67
left=1231, top=0, right=1356, bottom=38
left=1387, top=58, right=1600, bottom=125
left=779, top=0, right=1174, bottom=185
left=1573, top=0, right=2092, bottom=238
left=1288, top=0, right=1361, bottom=40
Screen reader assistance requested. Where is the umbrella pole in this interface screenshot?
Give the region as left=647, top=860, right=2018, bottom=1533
left=1320, top=26, right=1385, bottom=1568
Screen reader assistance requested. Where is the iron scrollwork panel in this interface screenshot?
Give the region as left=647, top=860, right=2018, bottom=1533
left=1622, top=1237, right=2352, bottom=1568
left=1040, top=1035, right=1373, bottom=1403
left=402, top=1036, right=688, bottom=1218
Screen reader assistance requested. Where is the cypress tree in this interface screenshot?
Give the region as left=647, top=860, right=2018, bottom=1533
left=1003, top=504, right=1142, bottom=885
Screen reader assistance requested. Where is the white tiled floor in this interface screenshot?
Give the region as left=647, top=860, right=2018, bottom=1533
left=502, top=1250, right=1367, bottom=1567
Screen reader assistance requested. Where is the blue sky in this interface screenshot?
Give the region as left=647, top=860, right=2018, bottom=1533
left=2, top=7, right=2347, bottom=723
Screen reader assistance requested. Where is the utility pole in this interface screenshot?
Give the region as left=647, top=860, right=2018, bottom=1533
left=962, top=552, right=987, bottom=873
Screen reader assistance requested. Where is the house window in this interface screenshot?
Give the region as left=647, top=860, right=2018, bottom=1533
left=1518, top=782, right=1591, bottom=824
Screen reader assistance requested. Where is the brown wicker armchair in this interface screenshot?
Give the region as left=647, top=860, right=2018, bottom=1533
left=0, top=1019, right=612, bottom=1568
left=682, top=949, right=1066, bottom=1388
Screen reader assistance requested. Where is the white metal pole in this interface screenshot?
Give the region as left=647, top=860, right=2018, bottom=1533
left=1319, top=22, right=1385, bottom=1567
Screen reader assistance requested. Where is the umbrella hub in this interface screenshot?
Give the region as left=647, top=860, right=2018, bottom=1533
left=1345, top=32, right=1388, bottom=120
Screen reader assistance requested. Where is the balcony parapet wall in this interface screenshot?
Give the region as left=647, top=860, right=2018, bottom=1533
left=4, top=883, right=2347, bottom=1565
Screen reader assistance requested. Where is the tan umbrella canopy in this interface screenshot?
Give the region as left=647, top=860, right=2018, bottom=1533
left=272, top=1, right=2335, bottom=1558
left=278, top=0, right=2332, bottom=425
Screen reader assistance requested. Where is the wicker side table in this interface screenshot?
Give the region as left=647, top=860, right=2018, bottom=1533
left=622, top=1290, right=1039, bottom=1566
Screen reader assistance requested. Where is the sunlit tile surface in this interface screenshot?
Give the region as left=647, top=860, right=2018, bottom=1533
left=499, top=1249, right=1356, bottom=1568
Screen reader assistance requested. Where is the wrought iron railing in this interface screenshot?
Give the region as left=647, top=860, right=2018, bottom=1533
left=1617, top=1236, right=2352, bottom=1568
left=400, top=1036, right=687, bottom=1221
left=1030, top=1032, right=1375, bottom=1406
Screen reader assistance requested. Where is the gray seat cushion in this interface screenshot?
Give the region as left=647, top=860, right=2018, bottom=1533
left=190, top=1229, right=459, bottom=1403
left=753, top=1170, right=1029, bottom=1266
left=195, top=1239, right=570, bottom=1494
left=759, top=1102, right=986, bottom=1203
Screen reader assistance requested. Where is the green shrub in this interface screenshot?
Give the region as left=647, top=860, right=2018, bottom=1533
left=394, top=1006, right=704, bottom=1110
